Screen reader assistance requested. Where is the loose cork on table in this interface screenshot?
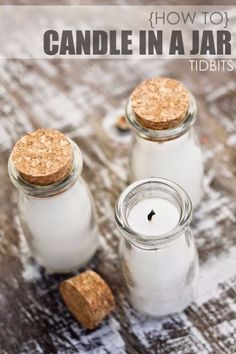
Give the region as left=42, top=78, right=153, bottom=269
left=11, top=129, right=73, bottom=185
left=60, top=270, right=115, bottom=330
left=130, top=77, right=190, bottom=130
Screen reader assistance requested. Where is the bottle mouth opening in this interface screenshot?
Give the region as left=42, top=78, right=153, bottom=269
left=8, top=139, right=83, bottom=198
left=115, top=178, right=192, bottom=249
left=125, top=93, right=197, bottom=142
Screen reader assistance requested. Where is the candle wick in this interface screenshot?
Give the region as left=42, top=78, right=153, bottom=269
left=147, top=209, right=156, bottom=221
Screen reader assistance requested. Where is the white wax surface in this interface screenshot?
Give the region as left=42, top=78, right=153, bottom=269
left=128, top=198, right=179, bottom=236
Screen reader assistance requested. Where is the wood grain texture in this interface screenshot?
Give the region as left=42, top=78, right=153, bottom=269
left=0, top=2, right=236, bottom=353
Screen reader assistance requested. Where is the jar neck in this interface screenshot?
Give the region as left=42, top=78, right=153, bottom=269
left=8, top=139, right=83, bottom=198
left=115, top=178, right=192, bottom=250
left=125, top=93, right=197, bottom=142
left=133, top=128, right=193, bottom=148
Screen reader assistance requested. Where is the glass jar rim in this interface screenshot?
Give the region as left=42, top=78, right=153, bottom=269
left=114, top=178, right=192, bottom=249
left=8, top=139, right=83, bottom=198
left=125, top=93, right=197, bottom=141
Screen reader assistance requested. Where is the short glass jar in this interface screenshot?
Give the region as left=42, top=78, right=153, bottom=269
left=115, top=178, right=199, bottom=316
left=8, top=138, right=99, bottom=273
left=125, top=80, right=204, bottom=208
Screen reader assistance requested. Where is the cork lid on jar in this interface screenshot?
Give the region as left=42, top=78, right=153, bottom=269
left=12, top=128, right=73, bottom=186
left=60, top=270, right=115, bottom=330
left=130, top=77, right=190, bottom=130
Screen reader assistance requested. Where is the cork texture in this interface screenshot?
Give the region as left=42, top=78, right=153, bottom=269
left=131, top=77, right=190, bottom=130
left=12, top=129, right=73, bottom=185
left=60, top=270, right=115, bottom=330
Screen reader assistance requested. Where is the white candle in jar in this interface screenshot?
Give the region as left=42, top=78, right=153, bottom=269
left=126, top=77, right=204, bottom=208
left=128, top=198, right=179, bottom=236
left=9, top=129, right=99, bottom=273
left=115, top=178, right=199, bottom=317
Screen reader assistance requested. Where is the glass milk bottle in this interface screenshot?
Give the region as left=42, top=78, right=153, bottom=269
left=125, top=77, right=204, bottom=208
left=8, top=129, right=98, bottom=273
left=115, top=178, right=199, bottom=316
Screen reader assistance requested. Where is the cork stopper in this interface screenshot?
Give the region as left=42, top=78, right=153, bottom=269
left=60, top=270, right=115, bottom=330
left=115, top=115, right=130, bottom=133
left=12, top=129, right=73, bottom=186
left=130, top=77, right=190, bottom=130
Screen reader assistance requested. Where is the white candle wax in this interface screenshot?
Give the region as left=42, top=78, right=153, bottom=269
left=131, top=132, right=203, bottom=209
left=116, top=178, right=199, bottom=316
left=20, top=178, right=98, bottom=273
left=128, top=198, right=180, bottom=236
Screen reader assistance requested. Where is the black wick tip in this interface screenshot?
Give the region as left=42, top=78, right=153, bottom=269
left=147, top=209, right=156, bottom=221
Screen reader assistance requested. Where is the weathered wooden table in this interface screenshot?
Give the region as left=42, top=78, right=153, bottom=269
left=0, top=1, right=236, bottom=353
